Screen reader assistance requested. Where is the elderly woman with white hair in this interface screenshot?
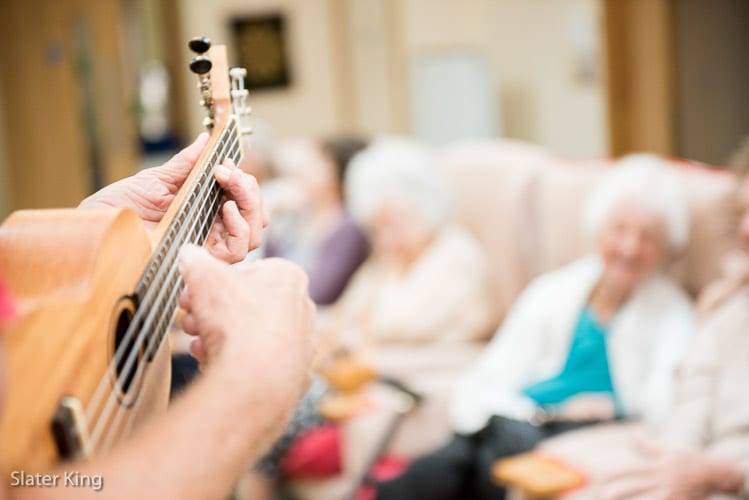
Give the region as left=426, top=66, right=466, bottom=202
left=375, top=156, right=695, bottom=500
left=327, top=137, right=492, bottom=353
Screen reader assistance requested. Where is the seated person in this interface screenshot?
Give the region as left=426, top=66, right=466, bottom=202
left=264, top=137, right=370, bottom=305
left=375, top=155, right=695, bottom=500
left=325, top=137, right=492, bottom=360
left=539, top=164, right=749, bottom=500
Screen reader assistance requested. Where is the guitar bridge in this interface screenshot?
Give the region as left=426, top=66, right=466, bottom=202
left=51, top=396, right=91, bottom=461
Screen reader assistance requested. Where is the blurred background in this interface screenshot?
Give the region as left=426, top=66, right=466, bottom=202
left=0, top=0, right=748, bottom=217
left=3, top=3, right=749, bottom=497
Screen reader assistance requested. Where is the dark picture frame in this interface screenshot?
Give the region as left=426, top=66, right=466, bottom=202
left=231, top=13, right=292, bottom=91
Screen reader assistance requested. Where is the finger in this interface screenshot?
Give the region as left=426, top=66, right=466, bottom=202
left=206, top=215, right=226, bottom=246
left=214, top=164, right=263, bottom=249
left=178, top=244, right=232, bottom=309
left=178, top=288, right=191, bottom=311
left=153, top=133, right=210, bottom=188
left=204, top=213, right=237, bottom=263
left=189, top=338, right=207, bottom=364
left=218, top=199, right=250, bottom=256
left=180, top=313, right=198, bottom=336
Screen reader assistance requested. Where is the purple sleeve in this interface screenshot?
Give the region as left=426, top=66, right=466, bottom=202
left=308, top=216, right=370, bottom=305
left=263, top=237, right=281, bottom=258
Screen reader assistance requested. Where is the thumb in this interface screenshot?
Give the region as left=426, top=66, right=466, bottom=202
left=179, top=244, right=231, bottom=294
left=155, top=132, right=210, bottom=181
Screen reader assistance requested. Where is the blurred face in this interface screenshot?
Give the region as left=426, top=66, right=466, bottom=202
left=597, top=200, right=668, bottom=294
left=370, top=202, right=433, bottom=267
left=737, top=177, right=749, bottom=250
left=275, top=141, right=337, bottom=207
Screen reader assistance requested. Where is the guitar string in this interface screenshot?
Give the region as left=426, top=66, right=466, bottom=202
left=86, top=151, right=224, bottom=450
left=88, top=140, right=234, bottom=452
left=103, top=174, right=231, bottom=451
left=97, top=136, right=240, bottom=450
left=84, top=129, right=236, bottom=448
left=87, top=135, right=238, bottom=451
left=83, top=132, right=228, bottom=430
left=99, top=185, right=225, bottom=453
left=93, top=136, right=240, bottom=452
left=136, top=129, right=231, bottom=294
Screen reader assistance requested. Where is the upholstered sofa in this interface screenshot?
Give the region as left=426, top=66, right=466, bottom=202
left=289, top=139, right=740, bottom=500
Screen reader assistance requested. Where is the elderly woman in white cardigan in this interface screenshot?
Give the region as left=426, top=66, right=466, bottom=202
left=375, top=156, right=695, bottom=500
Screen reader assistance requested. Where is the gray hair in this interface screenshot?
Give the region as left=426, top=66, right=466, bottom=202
left=582, top=154, right=690, bottom=252
left=345, top=137, right=452, bottom=231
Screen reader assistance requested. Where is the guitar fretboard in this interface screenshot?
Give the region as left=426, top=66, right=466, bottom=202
left=134, top=117, right=242, bottom=355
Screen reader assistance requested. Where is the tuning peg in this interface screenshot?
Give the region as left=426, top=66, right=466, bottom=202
left=229, top=66, right=251, bottom=121
left=229, top=67, right=247, bottom=80
left=188, top=37, right=211, bottom=55
left=189, top=56, right=212, bottom=75
left=189, top=45, right=214, bottom=131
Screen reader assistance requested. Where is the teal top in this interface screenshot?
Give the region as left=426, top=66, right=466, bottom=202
left=522, top=307, right=617, bottom=407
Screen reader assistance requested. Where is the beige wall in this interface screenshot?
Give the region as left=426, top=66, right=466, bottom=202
left=178, top=0, right=344, bottom=138
left=399, top=0, right=607, bottom=157
left=176, top=0, right=607, bottom=157
left=347, top=0, right=409, bottom=135
left=675, top=0, right=749, bottom=165
left=404, top=0, right=491, bottom=50
left=486, top=0, right=607, bottom=157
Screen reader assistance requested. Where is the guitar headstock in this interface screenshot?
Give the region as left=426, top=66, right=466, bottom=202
left=188, top=37, right=252, bottom=136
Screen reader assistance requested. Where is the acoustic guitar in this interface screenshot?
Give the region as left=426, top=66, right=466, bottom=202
left=0, top=38, right=251, bottom=477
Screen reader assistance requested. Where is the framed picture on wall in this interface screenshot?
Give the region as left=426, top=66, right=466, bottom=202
left=231, top=13, right=291, bottom=91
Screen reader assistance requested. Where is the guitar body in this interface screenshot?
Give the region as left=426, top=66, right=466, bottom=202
left=0, top=207, right=171, bottom=476
left=0, top=40, right=248, bottom=480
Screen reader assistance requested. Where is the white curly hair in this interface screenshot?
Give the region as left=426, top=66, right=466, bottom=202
left=345, top=137, right=452, bottom=232
left=582, top=154, right=690, bottom=252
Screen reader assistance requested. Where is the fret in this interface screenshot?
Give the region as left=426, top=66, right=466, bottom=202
left=134, top=116, right=242, bottom=355
left=135, top=128, right=229, bottom=295
left=144, top=190, right=225, bottom=359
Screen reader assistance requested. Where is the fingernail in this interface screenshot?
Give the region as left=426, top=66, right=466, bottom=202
left=215, top=164, right=231, bottom=182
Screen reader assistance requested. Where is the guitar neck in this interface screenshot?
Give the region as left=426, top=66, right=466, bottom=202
left=132, top=117, right=242, bottom=353
left=132, top=43, right=243, bottom=350
left=137, top=119, right=242, bottom=296
left=148, top=45, right=234, bottom=249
